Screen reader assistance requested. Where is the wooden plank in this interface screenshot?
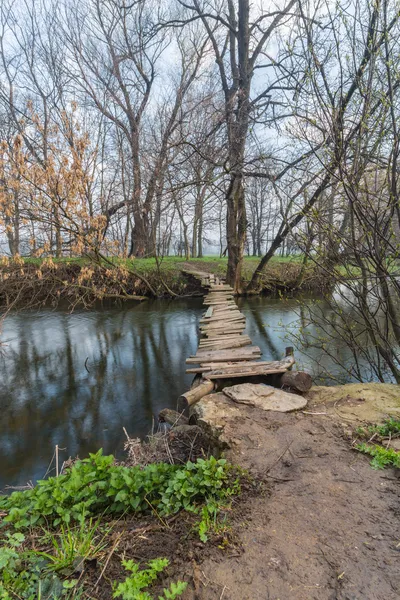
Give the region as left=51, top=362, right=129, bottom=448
left=213, top=305, right=239, bottom=312
left=199, top=335, right=251, bottom=344
left=186, top=347, right=261, bottom=364
left=200, top=310, right=242, bottom=322
left=204, top=306, right=213, bottom=318
left=199, top=335, right=250, bottom=346
left=201, top=323, right=246, bottom=333
left=201, top=322, right=246, bottom=330
left=205, top=328, right=246, bottom=337
left=186, top=359, right=270, bottom=374
left=200, top=317, right=245, bottom=329
left=203, top=299, right=234, bottom=304
left=193, top=346, right=261, bottom=357
left=187, top=353, right=261, bottom=365
left=203, top=357, right=296, bottom=379
left=205, top=367, right=291, bottom=379
left=200, top=313, right=242, bottom=323
left=200, top=358, right=294, bottom=370
left=198, top=340, right=252, bottom=352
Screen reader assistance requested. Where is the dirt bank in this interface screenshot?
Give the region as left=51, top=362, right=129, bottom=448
left=0, top=256, right=325, bottom=308
left=179, top=385, right=400, bottom=600
left=307, top=382, right=400, bottom=423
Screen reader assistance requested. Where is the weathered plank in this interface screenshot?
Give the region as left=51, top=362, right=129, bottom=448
left=200, top=318, right=245, bottom=329
left=201, top=324, right=246, bottom=334
left=205, top=328, right=246, bottom=337
left=212, top=305, right=239, bottom=312
left=204, top=306, right=213, bottom=318
left=201, top=312, right=244, bottom=321
left=203, top=357, right=295, bottom=379
left=186, top=347, right=262, bottom=364
left=199, top=335, right=250, bottom=346
left=199, top=313, right=242, bottom=324
left=186, top=359, right=276, bottom=374
left=199, top=336, right=251, bottom=346
left=198, top=340, right=252, bottom=352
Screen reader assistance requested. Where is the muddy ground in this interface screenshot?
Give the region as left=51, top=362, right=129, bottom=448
left=188, top=403, right=400, bottom=600
left=86, top=387, right=400, bottom=600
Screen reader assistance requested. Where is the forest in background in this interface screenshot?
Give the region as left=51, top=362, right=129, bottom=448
left=1, top=0, right=400, bottom=380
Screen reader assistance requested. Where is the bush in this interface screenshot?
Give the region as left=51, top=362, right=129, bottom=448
left=0, top=451, right=239, bottom=529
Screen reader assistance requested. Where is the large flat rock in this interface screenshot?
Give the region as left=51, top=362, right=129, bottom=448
left=223, top=383, right=308, bottom=412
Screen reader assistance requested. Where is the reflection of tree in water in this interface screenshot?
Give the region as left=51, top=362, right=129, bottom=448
left=0, top=300, right=201, bottom=488
left=238, top=298, right=281, bottom=360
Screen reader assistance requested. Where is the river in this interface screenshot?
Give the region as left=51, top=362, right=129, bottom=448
left=0, top=296, right=371, bottom=489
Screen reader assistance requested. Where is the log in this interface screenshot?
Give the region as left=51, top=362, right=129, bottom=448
left=159, top=408, right=189, bottom=426
left=278, top=371, right=312, bottom=393
left=179, top=379, right=215, bottom=408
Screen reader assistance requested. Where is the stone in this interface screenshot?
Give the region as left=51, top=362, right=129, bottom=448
left=190, top=393, right=243, bottom=449
left=223, top=383, right=308, bottom=412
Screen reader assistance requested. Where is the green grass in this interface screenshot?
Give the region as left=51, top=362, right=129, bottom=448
left=5, top=254, right=318, bottom=301
left=19, top=254, right=306, bottom=282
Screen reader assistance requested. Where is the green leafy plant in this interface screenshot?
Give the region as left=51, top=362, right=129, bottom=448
left=113, top=558, right=187, bottom=600
left=356, top=418, right=400, bottom=439
left=0, top=532, right=44, bottom=599
left=355, top=442, right=400, bottom=469
left=0, top=452, right=239, bottom=529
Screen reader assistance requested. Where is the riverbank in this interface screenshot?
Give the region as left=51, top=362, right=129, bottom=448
left=0, top=255, right=325, bottom=309
left=1, top=383, right=399, bottom=599
left=182, top=381, right=400, bottom=599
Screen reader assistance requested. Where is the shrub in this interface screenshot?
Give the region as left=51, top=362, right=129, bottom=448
left=0, top=451, right=239, bottom=529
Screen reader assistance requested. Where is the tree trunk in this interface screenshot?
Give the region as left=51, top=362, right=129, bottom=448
left=197, top=215, right=203, bottom=257
left=226, top=171, right=247, bottom=292
left=129, top=210, right=149, bottom=257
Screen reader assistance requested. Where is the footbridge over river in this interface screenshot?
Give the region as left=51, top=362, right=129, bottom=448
left=177, top=270, right=311, bottom=410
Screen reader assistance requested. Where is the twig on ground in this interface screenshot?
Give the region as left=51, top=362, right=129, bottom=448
left=265, top=440, right=294, bottom=475
left=94, top=532, right=123, bottom=589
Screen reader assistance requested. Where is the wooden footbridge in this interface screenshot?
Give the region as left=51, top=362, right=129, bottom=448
left=179, top=272, right=302, bottom=408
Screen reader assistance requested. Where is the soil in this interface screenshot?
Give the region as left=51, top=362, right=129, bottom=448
left=80, top=392, right=400, bottom=600
left=308, top=382, right=400, bottom=423
left=187, top=405, right=400, bottom=600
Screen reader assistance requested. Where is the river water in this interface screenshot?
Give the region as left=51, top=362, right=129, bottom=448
left=0, top=296, right=370, bottom=489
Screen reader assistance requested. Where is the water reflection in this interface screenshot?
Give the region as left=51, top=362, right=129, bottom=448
left=0, top=299, right=203, bottom=489
left=0, top=295, right=376, bottom=489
